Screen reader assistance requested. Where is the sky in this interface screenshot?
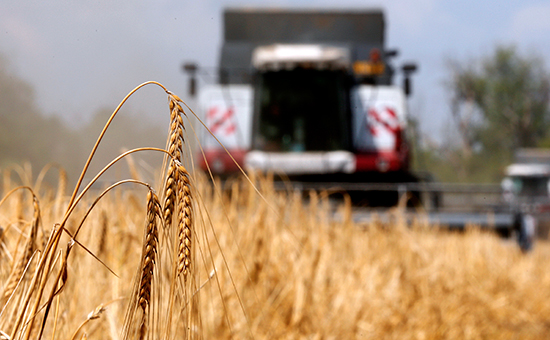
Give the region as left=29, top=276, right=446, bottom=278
left=2, top=0, right=550, bottom=144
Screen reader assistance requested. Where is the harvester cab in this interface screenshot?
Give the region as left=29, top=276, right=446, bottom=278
left=246, top=44, right=355, bottom=174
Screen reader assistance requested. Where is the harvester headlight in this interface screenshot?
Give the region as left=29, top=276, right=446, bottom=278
left=376, top=158, right=390, bottom=172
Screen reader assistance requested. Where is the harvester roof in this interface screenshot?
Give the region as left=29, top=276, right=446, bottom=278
left=219, top=8, right=388, bottom=84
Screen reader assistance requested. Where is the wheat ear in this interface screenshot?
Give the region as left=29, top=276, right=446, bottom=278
left=138, top=190, right=160, bottom=339
left=176, top=165, right=192, bottom=280
left=163, top=93, right=185, bottom=231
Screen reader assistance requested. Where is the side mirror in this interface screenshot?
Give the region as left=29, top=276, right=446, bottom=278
left=402, top=63, right=418, bottom=97
left=385, top=49, right=399, bottom=58
left=182, top=62, right=198, bottom=97
left=402, top=63, right=417, bottom=73
left=404, top=76, right=412, bottom=96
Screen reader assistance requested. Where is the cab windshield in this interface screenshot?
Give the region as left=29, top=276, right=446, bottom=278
left=511, top=176, right=550, bottom=197
left=253, top=68, right=350, bottom=152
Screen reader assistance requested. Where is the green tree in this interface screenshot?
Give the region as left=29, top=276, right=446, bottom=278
left=437, top=46, right=550, bottom=182
left=449, top=46, right=550, bottom=153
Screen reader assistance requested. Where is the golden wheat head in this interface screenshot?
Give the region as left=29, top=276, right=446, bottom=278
left=176, top=164, right=192, bottom=280
left=137, top=190, right=161, bottom=338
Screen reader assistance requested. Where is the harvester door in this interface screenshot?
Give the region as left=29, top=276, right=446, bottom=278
left=198, top=84, right=253, bottom=151
left=197, top=84, right=253, bottom=173
left=352, top=85, right=407, bottom=152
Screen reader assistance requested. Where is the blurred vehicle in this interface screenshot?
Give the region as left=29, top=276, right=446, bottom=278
left=500, top=148, right=550, bottom=250
left=185, top=8, right=419, bottom=206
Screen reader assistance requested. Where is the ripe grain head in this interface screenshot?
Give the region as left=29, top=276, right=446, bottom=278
left=176, top=164, right=192, bottom=280
left=139, top=190, right=160, bottom=312
left=163, top=93, right=186, bottom=233
left=137, top=190, right=161, bottom=339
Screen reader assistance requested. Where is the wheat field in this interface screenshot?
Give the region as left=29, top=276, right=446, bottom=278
left=1, top=82, right=550, bottom=339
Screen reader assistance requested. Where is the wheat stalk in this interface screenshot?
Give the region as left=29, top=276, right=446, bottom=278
left=54, top=167, right=67, bottom=220
left=97, top=211, right=108, bottom=257
left=1, top=195, right=40, bottom=305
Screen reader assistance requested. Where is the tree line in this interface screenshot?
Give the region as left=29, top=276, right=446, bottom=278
left=0, top=55, right=166, bottom=187
left=412, top=45, right=550, bottom=183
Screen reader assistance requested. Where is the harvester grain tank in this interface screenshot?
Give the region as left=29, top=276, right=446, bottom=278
left=184, top=8, right=419, bottom=205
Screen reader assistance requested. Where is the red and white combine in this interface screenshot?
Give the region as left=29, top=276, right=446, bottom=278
left=186, top=8, right=419, bottom=206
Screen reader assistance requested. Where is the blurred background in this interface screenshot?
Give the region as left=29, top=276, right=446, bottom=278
left=1, top=0, right=550, bottom=185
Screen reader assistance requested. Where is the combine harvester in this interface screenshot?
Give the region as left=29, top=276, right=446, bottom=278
left=185, top=8, right=419, bottom=206
left=183, top=8, right=538, bottom=250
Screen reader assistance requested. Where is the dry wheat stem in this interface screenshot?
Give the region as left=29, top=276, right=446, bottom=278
left=54, top=168, right=67, bottom=220
left=0, top=194, right=40, bottom=305
left=97, top=211, right=108, bottom=257
left=33, top=243, right=72, bottom=340
left=3, top=164, right=31, bottom=188
left=14, top=225, right=63, bottom=340
left=34, top=163, right=64, bottom=196
left=125, top=152, right=142, bottom=181
left=0, top=249, right=38, bottom=322
left=0, top=186, right=36, bottom=211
